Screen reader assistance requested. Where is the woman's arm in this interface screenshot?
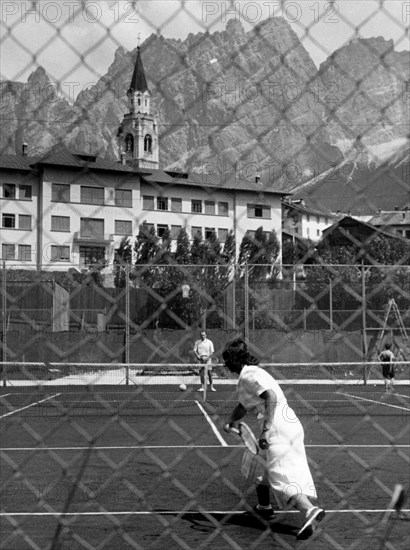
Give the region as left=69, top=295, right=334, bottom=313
left=224, top=403, right=247, bottom=432
left=258, top=389, right=277, bottom=449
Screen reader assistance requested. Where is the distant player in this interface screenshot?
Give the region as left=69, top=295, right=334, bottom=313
left=378, top=343, right=395, bottom=393
left=193, top=331, right=215, bottom=392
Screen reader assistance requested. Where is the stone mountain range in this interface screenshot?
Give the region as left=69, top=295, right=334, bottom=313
left=1, top=17, right=409, bottom=214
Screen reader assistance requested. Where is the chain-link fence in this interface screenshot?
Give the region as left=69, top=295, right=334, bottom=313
left=1, top=1, right=409, bottom=549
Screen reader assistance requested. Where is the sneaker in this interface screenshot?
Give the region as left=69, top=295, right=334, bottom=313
left=296, top=507, right=325, bottom=540
left=210, top=386, right=216, bottom=392
left=197, top=387, right=204, bottom=392
left=252, top=504, right=274, bottom=519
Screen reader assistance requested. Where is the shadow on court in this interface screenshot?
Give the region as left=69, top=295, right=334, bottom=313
left=155, top=510, right=299, bottom=536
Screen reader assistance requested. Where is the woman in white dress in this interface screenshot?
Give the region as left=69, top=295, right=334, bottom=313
left=222, top=338, right=325, bottom=540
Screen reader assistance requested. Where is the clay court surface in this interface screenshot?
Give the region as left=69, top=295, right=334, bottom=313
left=1, top=379, right=409, bottom=550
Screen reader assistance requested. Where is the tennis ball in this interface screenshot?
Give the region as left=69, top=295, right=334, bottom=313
left=179, top=383, right=187, bottom=391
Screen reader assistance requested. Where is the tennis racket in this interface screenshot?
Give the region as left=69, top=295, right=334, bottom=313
left=230, top=422, right=259, bottom=455
left=377, top=484, right=407, bottom=550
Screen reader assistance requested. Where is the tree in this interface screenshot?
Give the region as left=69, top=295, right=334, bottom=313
left=113, top=237, right=132, bottom=288
left=134, top=222, right=159, bottom=285
left=238, top=227, right=280, bottom=283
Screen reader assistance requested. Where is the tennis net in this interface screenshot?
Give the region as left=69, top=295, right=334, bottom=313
left=1, top=361, right=409, bottom=419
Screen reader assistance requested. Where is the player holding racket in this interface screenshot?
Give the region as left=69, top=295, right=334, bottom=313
left=193, top=331, right=216, bottom=392
left=222, top=338, right=325, bottom=540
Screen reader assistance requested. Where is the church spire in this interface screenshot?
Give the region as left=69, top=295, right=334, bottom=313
left=128, top=46, right=148, bottom=95
left=117, top=44, right=159, bottom=170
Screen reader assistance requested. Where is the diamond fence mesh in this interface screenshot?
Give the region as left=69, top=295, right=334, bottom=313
left=1, top=1, right=410, bottom=549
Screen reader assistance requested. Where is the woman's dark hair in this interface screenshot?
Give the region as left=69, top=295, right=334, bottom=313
left=222, top=338, right=259, bottom=367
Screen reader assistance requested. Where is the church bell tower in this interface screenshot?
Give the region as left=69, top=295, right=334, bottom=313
left=117, top=46, right=159, bottom=169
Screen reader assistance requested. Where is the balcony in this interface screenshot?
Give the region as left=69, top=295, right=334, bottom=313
left=73, top=232, right=114, bottom=245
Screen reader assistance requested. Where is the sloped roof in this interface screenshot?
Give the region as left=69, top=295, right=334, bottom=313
left=0, top=154, right=37, bottom=170
left=1, top=147, right=290, bottom=194
left=369, top=210, right=410, bottom=226
left=140, top=169, right=290, bottom=195
left=322, top=215, right=407, bottom=243
left=282, top=200, right=333, bottom=218
left=31, top=145, right=136, bottom=172
left=128, top=47, right=148, bottom=94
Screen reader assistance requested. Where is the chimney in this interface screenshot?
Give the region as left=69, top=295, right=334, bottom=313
left=378, top=208, right=381, bottom=214
left=255, top=173, right=260, bottom=184
left=22, top=143, right=28, bottom=156
left=394, top=205, right=399, bottom=211
left=120, top=152, right=126, bottom=165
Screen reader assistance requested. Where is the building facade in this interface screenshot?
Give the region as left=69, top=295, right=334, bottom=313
left=1, top=48, right=287, bottom=276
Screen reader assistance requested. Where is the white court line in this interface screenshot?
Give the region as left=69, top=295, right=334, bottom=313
left=1, top=509, right=409, bottom=517
left=2, top=444, right=409, bottom=452
left=0, top=393, right=61, bottom=419
left=394, top=392, right=410, bottom=400
left=0, top=393, right=11, bottom=399
left=340, top=392, right=410, bottom=412
left=195, top=400, right=228, bottom=447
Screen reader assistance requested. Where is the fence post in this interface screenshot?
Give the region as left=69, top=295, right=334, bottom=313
left=244, top=264, right=249, bottom=344
left=361, top=260, right=368, bottom=384
left=2, top=261, right=7, bottom=386
left=329, top=278, right=333, bottom=330
left=125, top=265, right=130, bottom=384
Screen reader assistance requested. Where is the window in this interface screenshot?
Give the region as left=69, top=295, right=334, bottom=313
left=52, top=183, right=70, bottom=202
left=157, top=224, right=168, bottom=237
left=2, top=213, right=15, bottom=228
left=191, top=226, right=202, bottom=239
left=316, top=216, right=320, bottom=223
left=306, top=215, right=310, bottom=222
left=205, top=201, right=215, bottom=215
left=2, top=244, right=15, bottom=259
left=317, top=229, right=321, bottom=237
left=51, top=216, right=70, bottom=232
left=218, top=228, right=228, bottom=242
left=218, top=202, right=228, bottom=216
left=3, top=183, right=16, bottom=198
left=170, top=225, right=182, bottom=239
left=115, top=189, right=132, bottom=207
left=19, top=215, right=31, bottom=230
left=247, top=204, right=271, bottom=218
left=19, top=185, right=32, bottom=199
left=143, top=195, right=154, bottom=210
left=205, top=227, right=216, bottom=239
left=81, top=186, right=104, bottom=205
left=115, top=220, right=132, bottom=235
left=191, top=200, right=202, bottom=213
left=79, top=246, right=105, bottom=266
left=157, top=197, right=168, bottom=211
left=144, top=134, right=152, bottom=153
left=171, top=198, right=182, bottom=212
left=18, top=245, right=31, bottom=261
left=125, top=134, right=134, bottom=152
left=51, top=246, right=70, bottom=261
left=80, top=218, right=104, bottom=238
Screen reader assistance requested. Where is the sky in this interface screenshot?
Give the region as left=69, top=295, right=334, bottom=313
left=0, top=0, right=409, bottom=101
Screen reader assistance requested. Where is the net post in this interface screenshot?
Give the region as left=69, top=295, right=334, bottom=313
left=203, top=362, right=208, bottom=402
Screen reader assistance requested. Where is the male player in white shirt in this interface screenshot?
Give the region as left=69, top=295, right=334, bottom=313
left=193, top=331, right=215, bottom=392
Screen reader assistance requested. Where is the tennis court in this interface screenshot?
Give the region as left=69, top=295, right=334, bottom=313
left=1, top=362, right=409, bottom=550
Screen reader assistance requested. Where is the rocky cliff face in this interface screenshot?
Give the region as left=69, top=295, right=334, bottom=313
left=1, top=18, right=408, bottom=198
